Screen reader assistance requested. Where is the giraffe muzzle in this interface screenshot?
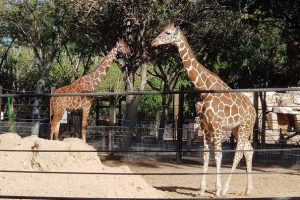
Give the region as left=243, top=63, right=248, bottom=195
left=151, top=40, right=159, bottom=48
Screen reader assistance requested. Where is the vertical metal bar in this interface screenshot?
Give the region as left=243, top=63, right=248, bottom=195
left=109, top=85, right=115, bottom=156
left=253, top=92, right=259, bottom=148
left=95, top=99, right=99, bottom=126
left=176, top=86, right=184, bottom=162
left=173, top=94, right=179, bottom=141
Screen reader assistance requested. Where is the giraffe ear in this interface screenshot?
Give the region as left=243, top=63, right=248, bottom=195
left=116, top=39, right=120, bottom=47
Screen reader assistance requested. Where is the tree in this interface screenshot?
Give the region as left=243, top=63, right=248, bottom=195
left=0, top=0, right=69, bottom=133
left=60, top=0, right=198, bottom=127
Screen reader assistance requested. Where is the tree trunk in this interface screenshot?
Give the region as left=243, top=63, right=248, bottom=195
left=31, top=60, right=50, bottom=135
left=123, top=64, right=148, bottom=128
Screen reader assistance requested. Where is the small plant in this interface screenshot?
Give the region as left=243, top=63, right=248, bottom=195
left=7, top=97, right=16, bottom=132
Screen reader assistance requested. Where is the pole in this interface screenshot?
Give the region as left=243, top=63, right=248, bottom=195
left=108, top=85, right=115, bottom=157
left=173, top=94, right=179, bottom=141
left=176, top=86, right=184, bottom=162
left=253, top=92, right=259, bottom=148
left=96, top=99, right=100, bottom=126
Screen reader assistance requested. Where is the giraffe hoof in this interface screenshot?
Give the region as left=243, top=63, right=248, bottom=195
left=244, top=189, right=252, bottom=196
left=221, top=189, right=228, bottom=196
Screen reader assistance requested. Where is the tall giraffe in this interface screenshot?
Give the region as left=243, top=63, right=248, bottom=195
left=152, top=23, right=256, bottom=196
left=50, top=39, right=130, bottom=142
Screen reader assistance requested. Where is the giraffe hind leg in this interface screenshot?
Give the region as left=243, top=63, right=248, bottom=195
left=243, top=140, right=254, bottom=195
left=222, top=138, right=245, bottom=196
left=213, top=138, right=223, bottom=197
left=50, top=111, right=64, bottom=140
left=199, top=133, right=210, bottom=196
left=81, top=105, right=91, bottom=143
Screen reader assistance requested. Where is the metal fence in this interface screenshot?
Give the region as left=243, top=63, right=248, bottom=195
left=0, top=87, right=299, bottom=199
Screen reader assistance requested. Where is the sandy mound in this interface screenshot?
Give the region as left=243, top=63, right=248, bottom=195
left=0, top=133, right=166, bottom=198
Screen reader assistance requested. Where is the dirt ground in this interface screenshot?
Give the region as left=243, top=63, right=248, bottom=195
left=0, top=133, right=166, bottom=198
left=102, top=158, right=300, bottom=199
left=0, top=133, right=299, bottom=199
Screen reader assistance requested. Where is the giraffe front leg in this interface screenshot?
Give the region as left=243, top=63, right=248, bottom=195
left=200, top=134, right=210, bottom=196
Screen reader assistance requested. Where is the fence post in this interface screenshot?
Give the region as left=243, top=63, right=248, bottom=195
left=279, top=128, right=284, bottom=157
left=108, top=85, right=115, bottom=157
left=259, top=91, right=266, bottom=145
left=187, top=127, right=192, bottom=153
left=253, top=92, right=259, bottom=148
left=176, top=86, right=184, bottom=163
left=95, top=99, right=100, bottom=126
left=173, top=94, right=179, bottom=141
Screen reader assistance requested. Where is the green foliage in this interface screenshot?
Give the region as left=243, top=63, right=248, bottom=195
left=139, top=94, right=162, bottom=119
left=0, top=0, right=299, bottom=120
left=7, top=97, right=15, bottom=132
left=96, top=64, right=125, bottom=92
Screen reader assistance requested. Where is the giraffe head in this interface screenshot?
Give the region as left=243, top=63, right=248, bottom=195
left=116, top=38, right=131, bottom=57
left=151, top=23, right=180, bottom=48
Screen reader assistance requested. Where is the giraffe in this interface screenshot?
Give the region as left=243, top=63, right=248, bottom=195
left=50, top=39, right=131, bottom=142
left=152, top=23, right=256, bottom=197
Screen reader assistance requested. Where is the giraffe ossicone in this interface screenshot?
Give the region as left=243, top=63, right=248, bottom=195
left=50, top=39, right=131, bottom=142
left=152, top=23, right=256, bottom=197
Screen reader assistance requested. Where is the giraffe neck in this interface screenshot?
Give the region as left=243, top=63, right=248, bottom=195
left=74, top=47, right=118, bottom=92
left=175, top=31, right=230, bottom=91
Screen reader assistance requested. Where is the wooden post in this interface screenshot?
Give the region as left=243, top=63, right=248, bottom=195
left=50, top=87, right=56, bottom=123
left=176, top=86, right=184, bottom=163
left=108, top=86, right=115, bottom=157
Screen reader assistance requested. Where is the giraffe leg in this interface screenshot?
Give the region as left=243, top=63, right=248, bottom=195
left=81, top=106, right=91, bottom=143
left=222, top=139, right=245, bottom=196
left=200, top=134, right=210, bottom=196
left=244, top=140, right=254, bottom=195
left=214, top=139, right=223, bottom=197
left=50, top=111, right=64, bottom=140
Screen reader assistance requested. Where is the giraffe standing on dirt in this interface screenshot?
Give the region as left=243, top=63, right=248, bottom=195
left=152, top=23, right=256, bottom=197
left=50, top=39, right=131, bottom=142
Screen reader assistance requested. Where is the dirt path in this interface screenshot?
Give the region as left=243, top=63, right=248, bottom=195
left=102, top=159, right=300, bottom=198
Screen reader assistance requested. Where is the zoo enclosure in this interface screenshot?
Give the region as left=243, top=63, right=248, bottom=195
left=0, top=87, right=299, bottom=199
left=0, top=87, right=299, bottom=162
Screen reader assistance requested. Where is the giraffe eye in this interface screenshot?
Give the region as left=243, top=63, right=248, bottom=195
left=166, top=32, right=171, bottom=35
